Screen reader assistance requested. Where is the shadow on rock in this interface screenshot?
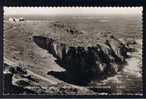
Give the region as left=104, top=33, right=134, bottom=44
left=3, top=73, right=36, bottom=94
left=47, top=71, right=90, bottom=86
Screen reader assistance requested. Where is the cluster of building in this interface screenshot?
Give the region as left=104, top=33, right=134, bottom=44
left=8, top=17, right=24, bottom=23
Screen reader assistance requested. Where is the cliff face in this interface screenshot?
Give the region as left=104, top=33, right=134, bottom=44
left=33, top=35, right=133, bottom=84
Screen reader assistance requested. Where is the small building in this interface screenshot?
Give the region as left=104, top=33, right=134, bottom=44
left=8, top=17, right=16, bottom=22
left=19, top=17, right=24, bottom=21
left=8, top=17, right=25, bottom=23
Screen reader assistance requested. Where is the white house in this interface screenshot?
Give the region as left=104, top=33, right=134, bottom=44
left=8, top=17, right=16, bottom=22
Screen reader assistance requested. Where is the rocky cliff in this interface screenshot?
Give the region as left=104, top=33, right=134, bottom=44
left=33, top=34, right=134, bottom=85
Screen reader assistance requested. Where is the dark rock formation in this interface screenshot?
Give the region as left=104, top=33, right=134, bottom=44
left=33, top=35, right=131, bottom=85
left=3, top=66, right=37, bottom=94
left=3, top=63, right=95, bottom=95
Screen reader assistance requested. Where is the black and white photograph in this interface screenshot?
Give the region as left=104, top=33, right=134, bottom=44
left=3, top=7, right=143, bottom=95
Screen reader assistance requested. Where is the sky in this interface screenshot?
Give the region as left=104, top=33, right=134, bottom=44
left=4, top=7, right=143, bottom=15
